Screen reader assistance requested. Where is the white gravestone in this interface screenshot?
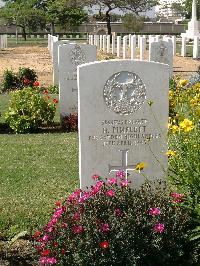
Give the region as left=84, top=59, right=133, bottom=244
left=53, top=40, right=70, bottom=85
left=193, top=37, right=199, bottom=59
left=59, top=43, right=97, bottom=120
left=123, top=36, right=128, bottom=59
left=107, top=35, right=110, bottom=53
left=100, top=35, right=103, bottom=50
left=78, top=60, right=169, bottom=189
left=130, top=35, right=136, bottom=60
left=181, top=37, right=187, bottom=57
left=112, top=35, right=115, bottom=54
left=150, top=40, right=173, bottom=77
left=140, top=37, right=146, bottom=60
left=103, top=35, right=107, bottom=52
left=117, top=36, right=121, bottom=58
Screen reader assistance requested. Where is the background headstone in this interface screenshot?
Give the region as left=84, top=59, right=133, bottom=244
left=150, top=40, right=173, bottom=77
left=78, top=60, right=169, bottom=189
left=53, top=40, right=70, bottom=85
left=59, top=43, right=97, bottom=121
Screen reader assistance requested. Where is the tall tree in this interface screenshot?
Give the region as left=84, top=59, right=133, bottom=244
left=0, top=0, right=46, bottom=40
left=85, top=0, right=157, bottom=35
left=34, top=0, right=88, bottom=34
left=171, top=0, right=200, bottom=19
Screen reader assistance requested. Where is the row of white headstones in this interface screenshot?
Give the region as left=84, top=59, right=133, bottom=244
left=89, top=34, right=200, bottom=60
left=0, top=35, right=8, bottom=49
left=48, top=33, right=170, bottom=190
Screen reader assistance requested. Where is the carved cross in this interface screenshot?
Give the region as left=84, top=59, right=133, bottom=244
left=109, top=149, right=137, bottom=179
left=160, top=43, right=167, bottom=57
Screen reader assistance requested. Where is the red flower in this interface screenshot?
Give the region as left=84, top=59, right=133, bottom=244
left=33, top=81, right=40, bottom=87
left=44, top=89, right=49, bottom=94
left=100, top=241, right=109, bottom=249
left=41, top=249, right=50, bottom=256
left=53, top=242, right=58, bottom=247
left=61, top=249, right=65, bottom=255
left=53, top=99, right=58, bottom=104
left=33, top=230, right=41, bottom=238
left=23, top=78, right=30, bottom=86
left=55, top=201, right=61, bottom=207
left=92, top=174, right=100, bottom=180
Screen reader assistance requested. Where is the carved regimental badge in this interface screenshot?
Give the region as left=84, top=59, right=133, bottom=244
left=70, top=44, right=86, bottom=69
left=103, top=71, right=146, bottom=115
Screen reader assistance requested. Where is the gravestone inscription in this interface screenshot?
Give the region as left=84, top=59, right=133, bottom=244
left=78, top=60, right=169, bottom=189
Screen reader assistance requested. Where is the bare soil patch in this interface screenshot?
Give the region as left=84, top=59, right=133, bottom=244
left=0, top=46, right=199, bottom=88
left=0, top=47, right=53, bottom=87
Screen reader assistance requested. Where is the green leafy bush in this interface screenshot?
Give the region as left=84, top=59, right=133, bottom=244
left=5, top=87, right=58, bottom=133
left=1, top=69, right=20, bottom=93
left=1, top=67, right=38, bottom=93
left=34, top=174, right=198, bottom=265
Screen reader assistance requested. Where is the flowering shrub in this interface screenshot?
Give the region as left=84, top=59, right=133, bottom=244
left=1, top=67, right=38, bottom=93
left=34, top=173, right=197, bottom=265
left=62, top=113, right=78, bottom=132
left=168, top=79, right=200, bottom=220
left=5, top=87, right=58, bottom=133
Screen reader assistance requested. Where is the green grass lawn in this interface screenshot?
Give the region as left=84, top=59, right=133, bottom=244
left=0, top=93, right=79, bottom=239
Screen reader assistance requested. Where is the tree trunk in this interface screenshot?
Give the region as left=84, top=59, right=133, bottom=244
left=22, top=27, right=27, bottom=41
left=105, top=9, right=112, bottom=36
left=51, top=22, right=55, bottom=35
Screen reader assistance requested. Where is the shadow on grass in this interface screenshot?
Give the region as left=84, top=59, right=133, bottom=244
left=0, top=123, right=76, bottom=134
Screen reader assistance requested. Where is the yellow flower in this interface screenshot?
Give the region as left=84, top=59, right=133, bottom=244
left=190, top=99, right=198, bottom=107
left=169, top=124, right=179, bottom=134
left=169, top=90, right=173, bottom=97
left=179, top=119, right=194, bottom=132
left=166, top=150, right=176, bottom=158
left=135, top=162, right=147, bottom=171
left=179, top=79, right=188, bottom=87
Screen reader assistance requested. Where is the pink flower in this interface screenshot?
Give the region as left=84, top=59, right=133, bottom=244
left=72, top=225, right=84, bottom=234
left=42, top=235, right=49, bottom=242
left=39, top=257, right=57, bottom=265
left=53, top=207, right=64, bottom=219
left=170, top=192, right=184, bottom=203
left=68, top=189, right=81, bottom=203
left=78, top=192, right=90, bottom=203
left=153, top=223, right=165, bottom=233
left=92, top=174, right=100, bottom=180
left=120, top=180, right=129, bottom=187
left=116, top=170, right=126, bottom=179
left=91, top=181, right=104, bottom=195
left=107, top=178, right=117, bottom=185
left=114, top=208, right=122, bottom=217
left=101, top=223, right=110, bottom=233
left=105, top=189, right=115, bottom=197
left=148, top=207, right=161, bottom=216
left=73, top=212, right=81, bottom=221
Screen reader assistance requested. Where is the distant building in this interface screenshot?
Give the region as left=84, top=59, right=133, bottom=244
left=155, top=0, right=184, bottom=19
